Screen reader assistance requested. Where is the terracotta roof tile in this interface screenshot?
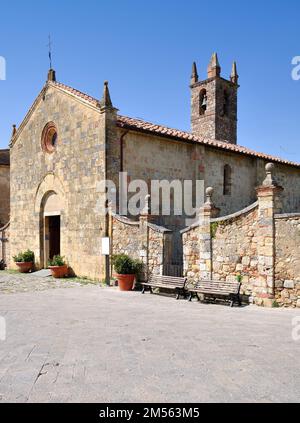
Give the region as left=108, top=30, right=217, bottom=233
left=51, top=81, right=99, bottom=107
left=50, top=81, right=300, bottom=168
left=116, top=115, right=300, bottom=168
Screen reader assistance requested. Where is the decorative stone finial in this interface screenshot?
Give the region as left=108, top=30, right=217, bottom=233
left=47, top=68, right=56, bottom=82
left=208, top=53, right=221, bottom=78
left=263, top=163, right=278, bottom=187
left=265, top=162, right=275, bottom=173
left=205, top=187, right=214, bottom=205
left=230, top=61, right=239, bottom=84
left=210, top=53, right=220, bottom=68
left=191, top=62, right=198, bottom=85
left=100, top=80, right=113, bottom=109
left=199, top=186, right=220, bottom=218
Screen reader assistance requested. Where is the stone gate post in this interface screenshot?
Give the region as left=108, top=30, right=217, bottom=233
left=255, top=163, right=283, bottom=306
left=139, top=195, right=151, bottom=282
left=198, top=187, right=220, bottom=280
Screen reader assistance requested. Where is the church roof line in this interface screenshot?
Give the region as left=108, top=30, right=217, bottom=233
left=116, top=116, right=300, bottom=168
left=10, top=80, right=300, bottom=168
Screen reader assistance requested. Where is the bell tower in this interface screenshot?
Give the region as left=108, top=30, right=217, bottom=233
left=190, top=53, right=239, bottom=145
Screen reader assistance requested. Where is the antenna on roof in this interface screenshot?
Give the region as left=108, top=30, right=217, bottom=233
left=47, top=34, right=53, bottom=69
left=46, top=35, right=56, bottom=82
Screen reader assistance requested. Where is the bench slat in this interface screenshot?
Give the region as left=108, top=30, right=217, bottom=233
left=142, top=276, right=187, bottom=298
left=188, top=280, right=241, bottom=297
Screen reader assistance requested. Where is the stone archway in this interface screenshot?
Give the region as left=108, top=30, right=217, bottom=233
left=34, top=174, right=67, bottom=268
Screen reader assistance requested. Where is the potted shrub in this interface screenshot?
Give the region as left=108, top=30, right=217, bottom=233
left=48, top=255, right=68, bottom=279
left=13, top=250, right=35, bottom=273
left=112, top=254, right=142, bottom=291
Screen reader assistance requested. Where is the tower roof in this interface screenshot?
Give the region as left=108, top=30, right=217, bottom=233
left=191, top=62, right=198, bottom=84
left=207, top=53, right=221, bottom=78
left=230, top=61, right=239, bottom=84
left=99, top=81, right=113, bottom=109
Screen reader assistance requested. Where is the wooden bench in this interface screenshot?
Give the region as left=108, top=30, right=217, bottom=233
left=188, top=280, right=242, bottom=307
left=142, top=275, right=187, bottom=300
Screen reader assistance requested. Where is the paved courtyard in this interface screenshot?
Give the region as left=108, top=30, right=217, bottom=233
left=0, top=272, right=299, bottom=403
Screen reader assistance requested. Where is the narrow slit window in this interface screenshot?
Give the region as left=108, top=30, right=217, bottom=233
left=223, top=164, right=232, bottom=196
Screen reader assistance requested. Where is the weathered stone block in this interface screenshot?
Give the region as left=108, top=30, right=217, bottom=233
left=284, top=280, right=295, bottom=289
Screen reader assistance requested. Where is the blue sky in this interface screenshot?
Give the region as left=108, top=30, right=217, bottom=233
left=0, top=0, right=300, bottom=161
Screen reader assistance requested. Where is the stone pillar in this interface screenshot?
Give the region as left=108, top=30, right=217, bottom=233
left=198, top=187, right=220, bottom=280
left=255, top=163, right=283, bottom=306
left=139, top=195, right=151, bottom=282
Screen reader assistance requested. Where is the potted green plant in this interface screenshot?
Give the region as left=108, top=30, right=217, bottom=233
left=112, top=254, right=142, bottom=291
left=48, top=255, right=68, bottom=278
left=13, top=250, right=35, bottom=273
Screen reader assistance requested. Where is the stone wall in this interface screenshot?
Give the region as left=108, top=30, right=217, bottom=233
left=110, top=211, right=172, bottom=279
left=275, top=214, right=300, bottom=307
left=182, top=164, right=300, bottom=307
left=121, top=129, right=201, bottom=229
left=212, top=204, right=259, bottom=298
left=148, top=223, right=172, bottom=276
left=10, top=84, right=107, bottom=280
left=111, top=214, right=140, bottom=260
left=0, top=222, right=10, bottom=268
left=120, top=129, right=300, bottom=220
left=0, top=165, right=10, bottom=226
left=182, top=224, right=199, bottom=279
left=191, top=76, right=238, bottom=145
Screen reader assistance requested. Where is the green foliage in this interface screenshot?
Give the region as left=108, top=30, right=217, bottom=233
left=236, top=273, right=243, bottom=283
left=48, top=255, right=66, bottom=267
left=272, top=300, right=280, bottom=308
left=210, top=222, right=219, bottom=239
left=13, top=250, right=34, bottom=263
left=112, top=254, right=142, bottom=275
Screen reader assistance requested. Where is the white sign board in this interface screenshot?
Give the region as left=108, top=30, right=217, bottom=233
left=102, top=237, right=110, bottom=256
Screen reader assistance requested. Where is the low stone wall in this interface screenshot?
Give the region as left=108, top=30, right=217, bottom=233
left=212, top=204, right=259, bottom=298
left=182, top=224, right=200, bottom=282
left=275, top=214, right=300, bottom=307
left=181, top=163, right=300, bottom=307
left=148, top=223, right=172, bottom=276
left=182, top=177, right=300, bottom=307
left=111, top=213, right=172, bottom=278
left=111, top=214, right=140, bottom=260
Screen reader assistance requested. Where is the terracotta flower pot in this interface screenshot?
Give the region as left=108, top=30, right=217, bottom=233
left=16, top=262, right=33, bottom=273
left=49, top=265, right=68, bottom=279
left=116, top=274, right=135, bottom=291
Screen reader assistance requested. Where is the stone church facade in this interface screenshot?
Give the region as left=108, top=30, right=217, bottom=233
left=0, top=149, right=10, bottom=227
left=5, top=54, right=300, bottom=282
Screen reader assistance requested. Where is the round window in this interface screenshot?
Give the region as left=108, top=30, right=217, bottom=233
left=41, top=122, right=58, bottom=154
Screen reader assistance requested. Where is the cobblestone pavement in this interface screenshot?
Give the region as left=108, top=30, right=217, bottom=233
left=0, top=271, right=97, bottom=294
left=0, top=272, right=300, bottom=403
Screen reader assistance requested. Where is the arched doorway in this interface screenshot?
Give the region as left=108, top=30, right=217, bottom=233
left=40, top=192, right=63, bottom=268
